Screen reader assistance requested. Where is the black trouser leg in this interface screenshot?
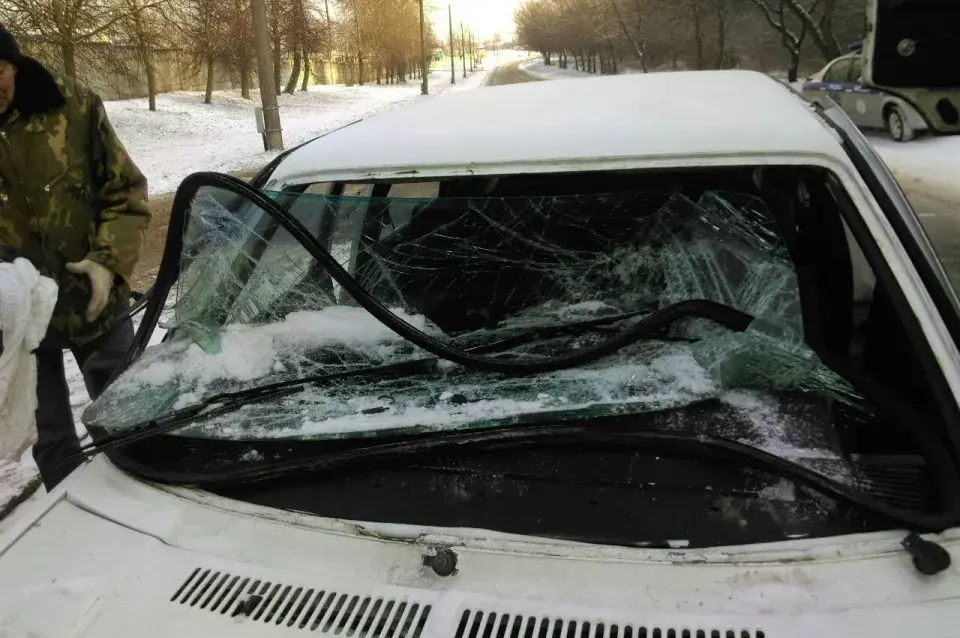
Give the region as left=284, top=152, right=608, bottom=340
left=73, top=318, right=135, bottom=400
left=32, top=344, right=82, bottom=491
left=32, top=318, right=135, bottom=491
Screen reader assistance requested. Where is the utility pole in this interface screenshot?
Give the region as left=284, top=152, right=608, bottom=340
left=460, top=23, right=466, bottom=78
left=251, top=0, right=283, bottom=150
left=448, top=5, right=456, bottom=85
left=418, top=0, right=428, bottom=95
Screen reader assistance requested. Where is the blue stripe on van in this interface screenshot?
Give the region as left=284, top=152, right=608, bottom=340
left=803, top=81, right=884, bottom=95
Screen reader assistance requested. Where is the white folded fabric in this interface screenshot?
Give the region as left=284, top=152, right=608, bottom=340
left=0, top=258, right=59, bottom=464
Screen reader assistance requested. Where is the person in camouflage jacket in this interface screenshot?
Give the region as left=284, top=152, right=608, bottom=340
left=0, top=25, right=150, bottom=490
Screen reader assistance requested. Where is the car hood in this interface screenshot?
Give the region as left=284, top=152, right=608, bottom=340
left=2, top=458, right=960, bottom=637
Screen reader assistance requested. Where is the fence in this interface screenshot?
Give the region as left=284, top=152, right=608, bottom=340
left=19, top=39, right=348, bottom=101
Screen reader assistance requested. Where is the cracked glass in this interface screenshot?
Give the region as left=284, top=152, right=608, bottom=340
left=84, top=174, right=871, bottom=483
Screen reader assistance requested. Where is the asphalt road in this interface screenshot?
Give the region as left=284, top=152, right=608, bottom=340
left=886, top=175, right=960, bottom=287
left=484, top=61, right=544, bottom=87
left=483, top=60, right=960, bottom=288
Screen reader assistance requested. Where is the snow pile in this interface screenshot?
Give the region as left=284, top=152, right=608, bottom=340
left=0, top=450, right=39, bottom=520
left=107, top=65, right=494, bottom=195
left=121, top=306, right=426, bottom=391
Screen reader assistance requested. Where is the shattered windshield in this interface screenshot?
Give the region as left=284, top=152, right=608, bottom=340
left=84, top=168, right=869, bottom=480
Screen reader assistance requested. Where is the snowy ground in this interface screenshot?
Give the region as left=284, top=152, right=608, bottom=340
left=109, top=51, right=529, bottom=196
left=868, top=134, right=960, bottom=196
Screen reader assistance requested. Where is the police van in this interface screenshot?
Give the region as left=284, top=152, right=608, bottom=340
left=802, top=1, right=959, bottom=143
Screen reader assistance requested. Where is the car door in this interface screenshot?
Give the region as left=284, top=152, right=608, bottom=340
left=805, top=58, right=843, bottom=105
left=845, top=56, right=885, bottom=128
left=862, top=0, right=958, bottom=89
left=816, top=57, right=857, bottom=121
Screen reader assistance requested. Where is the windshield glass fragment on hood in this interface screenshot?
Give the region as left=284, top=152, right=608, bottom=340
left=83, top=173, right=867, bottom=479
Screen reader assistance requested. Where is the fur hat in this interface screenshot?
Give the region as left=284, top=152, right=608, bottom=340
left=0, top=23, right=20, bottom=65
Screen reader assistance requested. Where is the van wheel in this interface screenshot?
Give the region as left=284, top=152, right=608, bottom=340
left=886, top=105, right=915, bottom=142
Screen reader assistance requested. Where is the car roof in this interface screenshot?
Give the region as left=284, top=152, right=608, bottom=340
left=264, top=70, right=846, bottom=188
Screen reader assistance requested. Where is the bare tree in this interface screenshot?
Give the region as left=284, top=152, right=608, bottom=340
left=0, top=0, right=167, bottom=78
left=175, top=0, right=230, bottom=103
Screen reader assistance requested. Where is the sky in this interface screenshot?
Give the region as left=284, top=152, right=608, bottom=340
left=427, top=0, right=522, bottom=42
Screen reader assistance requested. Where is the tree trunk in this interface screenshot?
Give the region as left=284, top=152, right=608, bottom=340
left=608, top=43, right=618, bottom=74
left=358, top=54, right=364, bottom=85
left=610, top=0, right=644, bottom=64
left=787, top=51, right=801, bottom=82
left=285, top=50, right=301, bottom=94
left=60, top=40, right=77, bottom=78
left=715, top=9, right=726, bottom=69
left=144, top=47, right=157, bottom=111
left=272, top=47, right=283, bottom=95
left=301, top=49, right=310, bottom=91
left=818, top=0, right=840, bottom=57
left=692, top=0, right=704, bottom=70
left=783, top=0, right=841, bottom=61
left=240, top=59, right=252, bottom=99
left=204, top=53, right=215, bottom=103
left=271, top=4, right=282, bottom=94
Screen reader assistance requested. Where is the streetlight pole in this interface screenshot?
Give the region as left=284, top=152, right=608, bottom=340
left=251, top=0, right=283, bottom=150
left=418, top=0, right=428, bottom=95
left=448, top=5, right=456, bottom=85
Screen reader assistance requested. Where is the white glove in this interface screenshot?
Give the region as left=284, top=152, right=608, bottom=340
left=66, top=260, right=114, bottom=322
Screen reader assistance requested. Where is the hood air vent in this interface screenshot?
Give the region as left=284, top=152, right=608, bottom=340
left=454, top=610, right=765, bottom=638
left=171, top=568, right=432, bottom=635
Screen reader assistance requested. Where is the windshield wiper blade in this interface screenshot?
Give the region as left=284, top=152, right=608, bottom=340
left=145, top=421, right=958, bottom=535
left=74, top=357, right=442, bottom=458
left=456, top=307, right=694, bottom=354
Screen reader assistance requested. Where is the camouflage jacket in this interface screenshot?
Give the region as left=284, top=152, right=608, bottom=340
left=0, top=60, right=149, bottom=347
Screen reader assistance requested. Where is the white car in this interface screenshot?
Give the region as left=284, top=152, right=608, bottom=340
left=4, top=67, right=960, bottom=637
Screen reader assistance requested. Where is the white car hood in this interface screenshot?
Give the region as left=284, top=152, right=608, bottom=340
left=1, top=458, right=960, bottom=637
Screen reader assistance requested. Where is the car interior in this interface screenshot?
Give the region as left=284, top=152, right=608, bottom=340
left=268, top=166, right=952, bottom=485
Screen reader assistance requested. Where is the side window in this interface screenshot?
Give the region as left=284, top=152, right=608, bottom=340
left=388, top=182, right=440, bottom=199
left=849, top=57, right=863, bottom=84
left=823, top=58, right=853, bottom=83
left=385, top=182, right=440, bottom=237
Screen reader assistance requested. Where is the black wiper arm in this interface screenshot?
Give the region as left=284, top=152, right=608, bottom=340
left=165, top=422, right=957, bottom=535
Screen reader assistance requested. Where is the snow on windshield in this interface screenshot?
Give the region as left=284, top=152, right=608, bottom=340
left=83, top=180, right=865, bottom=480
